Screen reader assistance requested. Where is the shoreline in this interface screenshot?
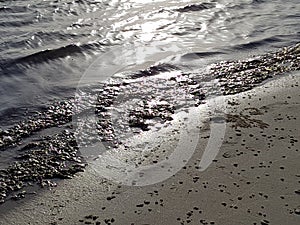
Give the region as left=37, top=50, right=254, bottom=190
left=1, top=72, right=299, bottom=224
left=0, top=43, right=299, bottom=204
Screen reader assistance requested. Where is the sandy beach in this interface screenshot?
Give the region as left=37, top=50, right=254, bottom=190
left=1, top=72, right=299, bottom=225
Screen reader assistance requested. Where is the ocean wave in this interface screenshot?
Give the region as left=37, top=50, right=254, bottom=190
left=175, top=3, right=216, bottom=13
left=1, top=43, right=98, bottom=69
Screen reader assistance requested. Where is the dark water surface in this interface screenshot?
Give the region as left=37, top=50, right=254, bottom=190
left=0, top=0, right=299, bottom=123
left=0, top=0, right=299, bottom=203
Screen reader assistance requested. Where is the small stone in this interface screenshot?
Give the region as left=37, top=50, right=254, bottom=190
left=261, top=219, right=270, bottom=225
left=93, top=216, right=99, bottom=220
left=107, top=196, right=116, bottom=201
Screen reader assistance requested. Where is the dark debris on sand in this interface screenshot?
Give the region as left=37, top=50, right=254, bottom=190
left=211, top=44, right=300, bottom=95
left=0, top=130, right=86, bottom=204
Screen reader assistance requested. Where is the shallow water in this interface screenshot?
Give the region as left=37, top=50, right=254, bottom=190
left=0, top=0, right=299, bottom=124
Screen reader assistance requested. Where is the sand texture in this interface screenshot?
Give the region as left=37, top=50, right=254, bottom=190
left=0, top=73, right=299, bottom=225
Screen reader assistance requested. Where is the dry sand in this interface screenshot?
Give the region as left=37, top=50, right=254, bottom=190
left=0, top=72, right=299, bottom=225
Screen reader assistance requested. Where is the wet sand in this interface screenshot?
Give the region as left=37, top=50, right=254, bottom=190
left=1, top=73, right=300, bottom=225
